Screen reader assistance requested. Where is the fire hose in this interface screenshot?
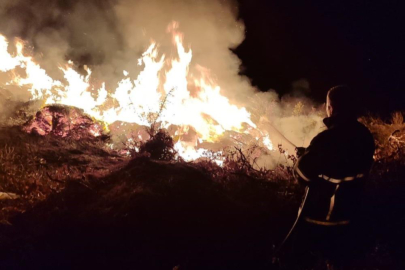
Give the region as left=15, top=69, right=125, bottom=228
left=239, top=120, right=309, bottom=260
left=272, top=187, right=309, bottom=262
left=266, top=122, right=297, bottom=152
left=267, top=124, right=310, bottom=261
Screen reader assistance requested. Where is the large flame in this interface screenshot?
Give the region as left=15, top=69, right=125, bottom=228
left=0, top=22, right=273, bottom=162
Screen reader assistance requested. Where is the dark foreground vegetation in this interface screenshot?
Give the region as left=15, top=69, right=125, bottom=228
left=0, top=106, right=404, bottom=270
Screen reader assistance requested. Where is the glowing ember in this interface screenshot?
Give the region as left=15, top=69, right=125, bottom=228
left=0, top=22, right=274, bottom=162
left=23, top=105, right=104, bottom=139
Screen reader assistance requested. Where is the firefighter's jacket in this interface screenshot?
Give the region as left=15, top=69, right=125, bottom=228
left=294, top=114, right=375, bottom=226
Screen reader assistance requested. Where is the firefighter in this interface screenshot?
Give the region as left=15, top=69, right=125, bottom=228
left=292, top=85, right=375, bottom=267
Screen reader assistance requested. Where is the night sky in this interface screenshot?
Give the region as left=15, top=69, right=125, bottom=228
left=235, top=0, right=405, bottom=117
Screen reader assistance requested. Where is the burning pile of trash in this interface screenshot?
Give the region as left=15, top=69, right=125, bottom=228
left=0, top=23, right=326, bottom=167
left=23, top=105, right=106, bottom=140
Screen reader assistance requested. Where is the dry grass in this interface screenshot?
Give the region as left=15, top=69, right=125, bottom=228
left=0, top=125, right=128, bottom=224
left=360, top=112, right=405, bottom=185
left=361, top=112, right=405, bottom=161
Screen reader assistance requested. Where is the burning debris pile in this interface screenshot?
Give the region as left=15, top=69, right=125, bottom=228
left=0, top=100, right=298, bottom=227
left=23, top=105, right=106, bottom=139
left=0, top=13, right=324, bottom=227
left=0, top=21, right=324, bottom=167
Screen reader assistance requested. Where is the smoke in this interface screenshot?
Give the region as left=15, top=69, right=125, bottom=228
left=0, top=0, right=325, bottom=167
left=0, top=0, right=249, bottom=95
left=246, top=90, right=325, bottom=168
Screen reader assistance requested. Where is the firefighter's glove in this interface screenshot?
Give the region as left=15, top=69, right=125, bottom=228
left=295, top=147, right=306, bottom=158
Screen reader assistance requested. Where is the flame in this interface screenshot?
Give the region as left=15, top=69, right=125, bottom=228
left=0, top=23, right=274, bottom=162
left=174, top=141, right=224, bottom=166
left=262, top=135, right=274, bottom=151
left=0, top=35, right=20, bottom=72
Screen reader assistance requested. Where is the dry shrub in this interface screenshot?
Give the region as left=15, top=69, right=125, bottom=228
left=361, top=112, right=405, bottom=164
left=391, top=112, right=404, bottom=125
left=0, top=144, right=52, bottom=198
left=196, top=143, right=297, bottom=190
left=139, top=129, right=177, bottom=161
left=361, top=112, right=405, bottom=183
left=0, top=142, right=56, bottom=223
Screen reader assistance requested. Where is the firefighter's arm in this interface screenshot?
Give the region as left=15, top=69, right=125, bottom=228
left=293, top=134, right=326, bottom=184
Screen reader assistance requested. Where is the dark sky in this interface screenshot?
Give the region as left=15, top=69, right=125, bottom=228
left=235, top=0, right=405, bottom=116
